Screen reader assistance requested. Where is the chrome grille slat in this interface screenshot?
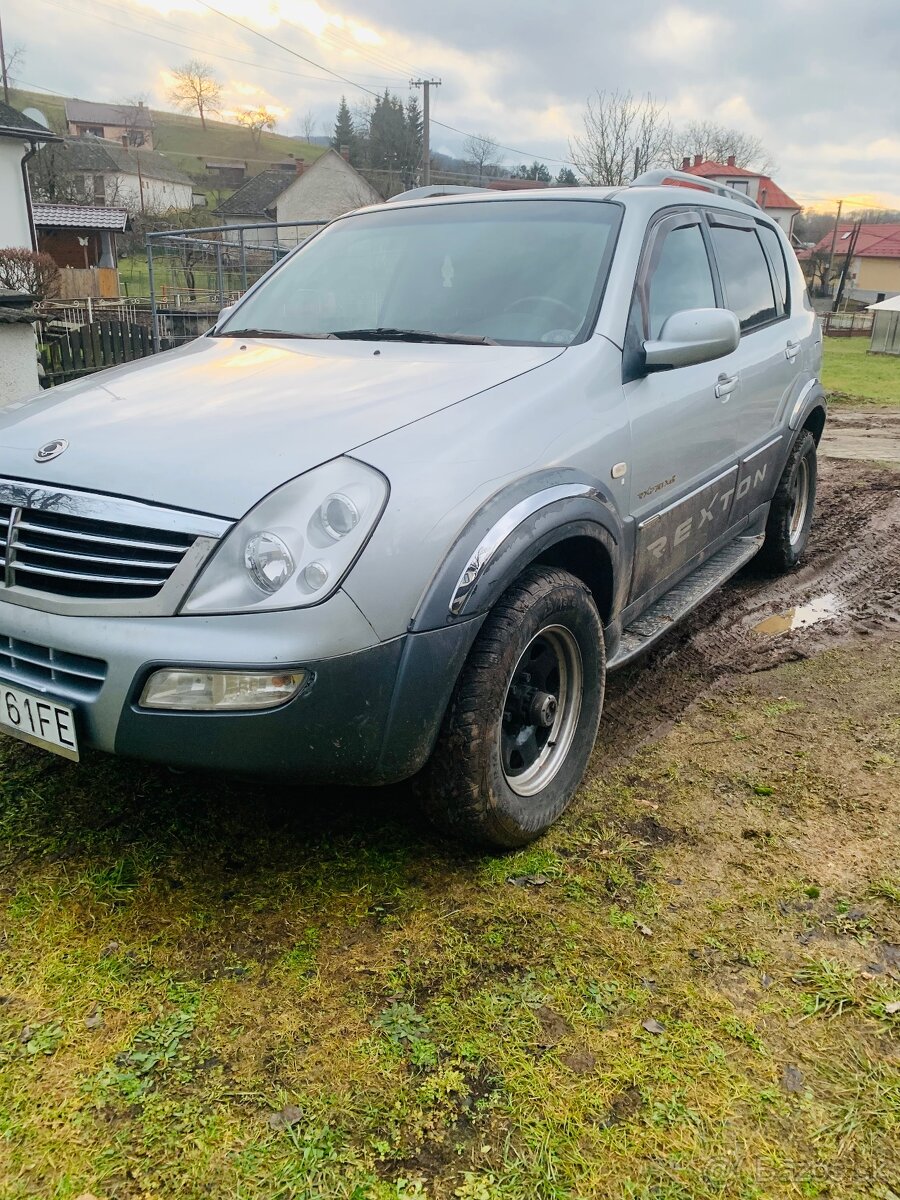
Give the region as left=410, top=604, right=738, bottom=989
left=14, top=541, right=184, bottom=570
left=2, top=503, right=198, bottom=601
left=16, top=519, right=192, bottom=553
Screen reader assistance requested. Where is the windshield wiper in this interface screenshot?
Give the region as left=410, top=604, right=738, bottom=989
left=215, top=328, right=336, bottom=339
left=329, top=327, right=496, bottom=345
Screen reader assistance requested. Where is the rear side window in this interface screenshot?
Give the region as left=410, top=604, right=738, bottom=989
left=758, top=223, right=789, bottom=310
left=646, top=223, right=716, bottom=338
left=710, top=225, right=777, bottom=331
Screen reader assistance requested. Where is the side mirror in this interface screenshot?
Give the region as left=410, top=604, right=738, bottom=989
left=643, top=308, right=740, bottom=370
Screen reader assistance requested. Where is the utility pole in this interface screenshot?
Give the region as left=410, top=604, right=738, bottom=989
left=0, top=5, right=10, bottom=106
left=825, top=199, right=844, bottom=300
left=832, top=219, right=862, bottom=312
left=410, top=78, right=440, bottom=186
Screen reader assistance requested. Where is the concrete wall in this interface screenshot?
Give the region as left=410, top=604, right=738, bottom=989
left=0, top=323, right=39, bottom=404
left=0, top=139, right=33, bottom=249
left=275, top=153, right=381, bottom=241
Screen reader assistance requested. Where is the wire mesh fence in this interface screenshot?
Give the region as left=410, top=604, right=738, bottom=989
left=145, top=220, right=329, bottom=350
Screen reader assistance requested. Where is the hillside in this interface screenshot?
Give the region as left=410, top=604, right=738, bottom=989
left=8, top=87, right=325, bottom=183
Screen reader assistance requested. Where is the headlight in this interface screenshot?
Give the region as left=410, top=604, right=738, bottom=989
left=182, top=457, right=388, bottom=615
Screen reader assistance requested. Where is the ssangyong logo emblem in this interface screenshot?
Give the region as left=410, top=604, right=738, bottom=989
left=34, top=439, right=69, bottom=463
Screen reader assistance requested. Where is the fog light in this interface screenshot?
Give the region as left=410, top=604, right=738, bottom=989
left=140, top=669, right=307, bottom=711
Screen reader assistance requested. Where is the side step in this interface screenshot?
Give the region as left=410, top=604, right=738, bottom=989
left=608, top=534, right=764, bottom=669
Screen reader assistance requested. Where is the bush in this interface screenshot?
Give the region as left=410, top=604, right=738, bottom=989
left=0, top=248, right=61, bottom=299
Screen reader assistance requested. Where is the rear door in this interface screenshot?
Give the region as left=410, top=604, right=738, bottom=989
left=624, top=210, right=740, bottom=601
left=705, top=213, right=794, bottom=522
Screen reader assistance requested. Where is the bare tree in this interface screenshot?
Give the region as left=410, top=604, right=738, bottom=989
left=4, top=41, right=26, bottom=87
left=168, top=60, right=221, bottom=130
left=236, top=106, right=277, bottom=149
left=119, top=93, right=152, bottom=147
left=299, top=110, right=317, bottom=143
left=668, top=121, right=774, bottom=173
left=463, top=132, right=501, bottom=182
left=570, top=90, right=671, bottom=186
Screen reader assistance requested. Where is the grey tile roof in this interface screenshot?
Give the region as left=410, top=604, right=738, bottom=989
left=33, top=203, right=130, bottom=230
left=65, top=99, right=153, bottom=130
left=214, top=167, right=296, bottom=216
left=35, top=136, right=194, bottom=186
left=0, top=101, right=60, bottom=140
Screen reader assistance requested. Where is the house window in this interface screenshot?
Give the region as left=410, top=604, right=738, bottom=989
left=726, top=179, right=750, bottom=194
left=93, top=174, right=106, bottom=205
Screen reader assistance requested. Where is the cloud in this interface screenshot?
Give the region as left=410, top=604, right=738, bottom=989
left=7, top=0, right=900, bottom=207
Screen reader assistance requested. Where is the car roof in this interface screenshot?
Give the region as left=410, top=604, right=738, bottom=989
left=360, top=180, right=778, bottom=227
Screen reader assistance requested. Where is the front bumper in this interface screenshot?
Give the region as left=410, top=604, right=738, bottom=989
left=0, top=595, right=482, bottom=785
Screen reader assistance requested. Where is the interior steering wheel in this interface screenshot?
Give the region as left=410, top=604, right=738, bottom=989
left=503, top=295, right=581, bottom=323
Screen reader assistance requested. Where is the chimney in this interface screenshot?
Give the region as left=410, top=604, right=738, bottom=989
left=693, top=154, right=703, bottom=167
left=681, top=156, right=691, bottom=171
left=726, top=154, right=736, bottom=167
left=295, top=157, right=306, bottom=176
left=339, top=144, right=350, bottom=162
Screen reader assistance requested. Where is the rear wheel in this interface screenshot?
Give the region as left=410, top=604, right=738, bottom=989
left=758, top=429, right=817, bottom=574
left=420, top=565, right=605, bottom=849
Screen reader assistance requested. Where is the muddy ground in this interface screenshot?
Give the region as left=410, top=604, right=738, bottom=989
left=0, top=413, right=897, bottom=1200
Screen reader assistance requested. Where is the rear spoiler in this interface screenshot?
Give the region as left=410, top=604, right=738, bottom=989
left=630, top=169, right=763, bottom=212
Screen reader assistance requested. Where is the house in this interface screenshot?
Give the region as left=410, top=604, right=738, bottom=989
left=682, top=155, right=801, bottom=235
left=34, top=203, right=129, bottom=269
left=65, top=99, right=153, bottom=148
left=206, top=159, right=247, bottom=187
left=215, top=149, right=382, bottom=245
left=807, top=223, right=900, bottom=304
left=31, top=136, right=195, bottom=214
left=0, top=101, right=62, bottom=249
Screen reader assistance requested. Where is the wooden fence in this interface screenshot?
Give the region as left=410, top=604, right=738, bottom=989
left=39, top=319, right=154, bottom=386
left=57, top=267, right=120, bottom=301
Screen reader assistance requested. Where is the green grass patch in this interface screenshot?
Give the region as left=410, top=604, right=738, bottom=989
left=822, top=336, right=900, bottom=406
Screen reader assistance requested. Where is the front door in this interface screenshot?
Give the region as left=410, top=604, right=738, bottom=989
left=623, top=211, right=739, bottom=602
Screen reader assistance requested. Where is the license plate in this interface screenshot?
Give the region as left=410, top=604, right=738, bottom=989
left=0, top=683, right=79, bottom=761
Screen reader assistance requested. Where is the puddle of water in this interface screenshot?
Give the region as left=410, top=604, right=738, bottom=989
left=752, top=593, right=842, bottom=636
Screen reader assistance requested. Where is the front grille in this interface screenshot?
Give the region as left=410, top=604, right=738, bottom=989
left=0, top=502, right=196, bottom=601
left=0, top=634, right=107, bottom=700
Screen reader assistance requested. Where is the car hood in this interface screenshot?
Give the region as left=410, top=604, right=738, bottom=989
left=0, top=336, right=563, bottom=517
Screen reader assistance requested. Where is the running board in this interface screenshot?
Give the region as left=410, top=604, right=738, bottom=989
left=608, top=534, right=764, bottom=669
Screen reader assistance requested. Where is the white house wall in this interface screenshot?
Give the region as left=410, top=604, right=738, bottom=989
left=275, top=154, right=381, bottom=245
left=0, top=140, right=33, bottom=249
left=104, top=172, right=193, bottom=213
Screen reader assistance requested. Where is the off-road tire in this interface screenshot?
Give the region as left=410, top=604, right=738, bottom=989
left=758, top=429, right=817, bottom=574
left=419, top=565, right=605, bottom=849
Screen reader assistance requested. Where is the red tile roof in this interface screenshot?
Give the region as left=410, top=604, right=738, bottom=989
left=685, top=159, right=800, bottom=212
left=810, top=223, right=900, bottom=260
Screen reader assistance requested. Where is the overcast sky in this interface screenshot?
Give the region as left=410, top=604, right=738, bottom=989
left=6, top=0, right=900, bottom=210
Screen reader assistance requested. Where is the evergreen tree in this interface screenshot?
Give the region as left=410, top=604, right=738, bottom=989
left=514, top=161, right=552, bottom=182
left=555, top=167, right=579, bottom=186
left=331, top=96, right=355, bottom=156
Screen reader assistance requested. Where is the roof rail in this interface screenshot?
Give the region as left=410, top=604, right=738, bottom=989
left=630, top=169, right=763, bottom=212
left=388, top=184, right=489, bottom=203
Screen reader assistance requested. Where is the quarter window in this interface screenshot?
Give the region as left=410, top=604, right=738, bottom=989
left=757, top=223, right=789, bottom=310
left=645, top=223, right=716, bottom=339
left=710, top=225, right=777, bottom=331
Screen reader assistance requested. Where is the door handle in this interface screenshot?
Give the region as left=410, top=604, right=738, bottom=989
left=715, top=373, right=738, bottom=399
left=785, top=340, right=801, bottom=361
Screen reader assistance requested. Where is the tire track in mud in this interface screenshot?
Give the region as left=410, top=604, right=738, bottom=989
left=594, top=458, right=900, bottom=765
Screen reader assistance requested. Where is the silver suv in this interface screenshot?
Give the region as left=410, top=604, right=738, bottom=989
left=0, top=172, right=824, bottom=847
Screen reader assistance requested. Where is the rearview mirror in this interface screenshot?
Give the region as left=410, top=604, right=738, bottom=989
left=643, top=308, right=740, bottom=370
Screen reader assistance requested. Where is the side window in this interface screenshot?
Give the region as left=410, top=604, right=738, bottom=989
left=757, top=223, right=789, bottom=311
left=645, top=223, right=716, bottom=338
left=710, top=225, right=777, bottom=331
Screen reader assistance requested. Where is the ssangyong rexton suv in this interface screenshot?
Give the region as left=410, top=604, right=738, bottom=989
left=0, top=172, right=824, bottom=846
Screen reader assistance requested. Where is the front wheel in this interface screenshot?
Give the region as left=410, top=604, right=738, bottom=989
left=419, top=565, right=605, bottom=849
left=758, top=429, right=818, bottom=574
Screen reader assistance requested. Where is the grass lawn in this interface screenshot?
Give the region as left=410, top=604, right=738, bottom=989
left=0, top=639, right=897, bottom=1199
left=822, top=336, right=900, bottom=406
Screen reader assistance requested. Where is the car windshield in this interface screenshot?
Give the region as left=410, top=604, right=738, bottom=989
left=218, top=198, right=621, bottom=347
